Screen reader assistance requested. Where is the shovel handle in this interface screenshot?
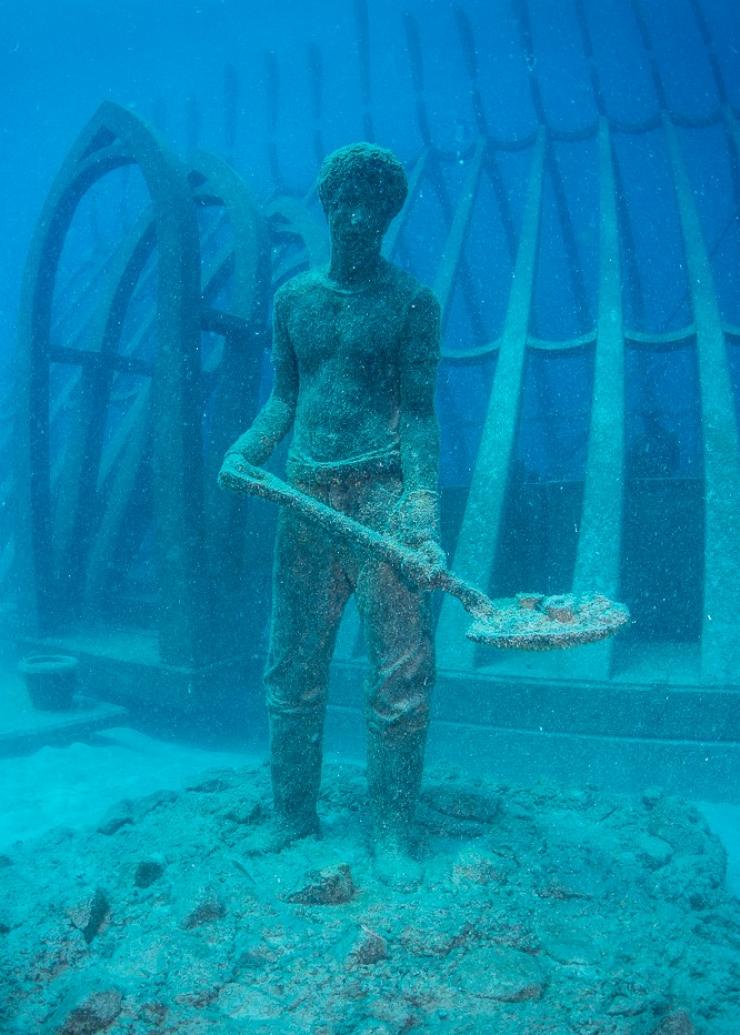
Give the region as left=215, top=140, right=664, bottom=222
left=220, top=464, right=629, bottom=649
left=219, top=465, right=497, bottom=623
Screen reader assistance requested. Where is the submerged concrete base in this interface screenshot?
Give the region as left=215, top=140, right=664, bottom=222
left=0, top=663, right=128, bottom=759
left=327, top=660, right=740, bottom=804
left=7, top=631, right=739, bottom=803
left=14, top=628, right=256, bottom=737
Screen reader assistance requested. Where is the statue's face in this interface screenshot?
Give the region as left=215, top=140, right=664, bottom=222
left=326, top=182, right=389, bottom=247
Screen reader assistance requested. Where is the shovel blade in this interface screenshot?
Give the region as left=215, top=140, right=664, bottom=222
left=466, top=592, right=630, bottom=650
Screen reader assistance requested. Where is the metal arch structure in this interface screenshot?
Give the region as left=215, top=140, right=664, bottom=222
left=425, top=1, right=740, bottom=689
left=14, top=101, right=271, bottom=702
left=16, top=102, right=203, bottom=659
left=317, top=0, right=740, bottom=700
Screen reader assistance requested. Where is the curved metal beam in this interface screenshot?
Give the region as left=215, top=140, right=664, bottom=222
left=16, top=102, right=205, bottom=670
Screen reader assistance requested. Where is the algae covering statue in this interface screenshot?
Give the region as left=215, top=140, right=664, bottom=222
left=218, top=142, right=442, bottom=888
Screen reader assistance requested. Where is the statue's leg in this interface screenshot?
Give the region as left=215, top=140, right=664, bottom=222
left=260, top=503, right=352, bottom=852
left=355, top=481, right=435, bottom=887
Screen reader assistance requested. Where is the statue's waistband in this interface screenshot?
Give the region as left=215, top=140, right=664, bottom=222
left=286, top=446, right=402, bottom=486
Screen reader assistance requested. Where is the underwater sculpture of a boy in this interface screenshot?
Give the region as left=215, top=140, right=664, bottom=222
left=219, top=142, right=443, bottom=888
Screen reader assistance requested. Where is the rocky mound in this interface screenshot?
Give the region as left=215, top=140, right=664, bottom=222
left=1, top=761, right=738, bottom=1034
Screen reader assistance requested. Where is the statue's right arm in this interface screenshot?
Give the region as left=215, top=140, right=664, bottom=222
left=224, top=293, right=297, bottom=467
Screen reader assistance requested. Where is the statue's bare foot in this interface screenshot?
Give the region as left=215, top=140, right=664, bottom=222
left=245, top=813, right=320, bottom=856
left=372, top=834, right=423, bottom=892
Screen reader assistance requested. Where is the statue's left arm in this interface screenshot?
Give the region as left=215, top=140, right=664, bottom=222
left=396, top=286, right=443, bottom=556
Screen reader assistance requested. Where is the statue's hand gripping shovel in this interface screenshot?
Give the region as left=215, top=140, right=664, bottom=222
left=220, top=463, right=629, bottom=650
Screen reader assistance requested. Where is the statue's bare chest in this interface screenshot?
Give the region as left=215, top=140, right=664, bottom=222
left=286, top=289, right=405, bottom=378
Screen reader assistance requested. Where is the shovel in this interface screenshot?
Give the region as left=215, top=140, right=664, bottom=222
left=219, top=463, right=629, bottom=650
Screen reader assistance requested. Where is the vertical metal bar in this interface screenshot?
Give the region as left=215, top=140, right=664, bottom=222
left=563, top=118, right=625, bottom=679
left=437, top=130, right=546, bottom=670
left=426, top=160, right=488, bottom=346
left=687, top=0, right=728, bottom=104
left=383, top=149, right=429, bottom=259
left=573, top=0, right=645, bottom=328
left=401, top=9, right=488, bottom=342
left=631, top=0, right=739, bottom=680
left=573, top=119, right=625, bottom=597
left=545, top=144, right=591, bottom=325
left=649, top=2, right=740, bottom=332
left=433, top=137, right=487, bottom=324
left=612, top=152, right=648, bottom=328
left=721, top=105, right=740, bottom=197
left=454, top=5, right=488, bottom=136
left=83, top=390, right=152, bottom=610
left=512, top=0, right=590, bottom=324
left=573, top=0, right=605, bottom=117
left=629, top=0, right=668, bottom=110
left=52, top=366, right=111, bottom=598
left=663, top=113, right=740, bottom=683
left=483, top=151, right=517, bottom=265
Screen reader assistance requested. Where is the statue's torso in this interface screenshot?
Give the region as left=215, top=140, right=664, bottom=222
left=279, top=261, right=422, bottom=467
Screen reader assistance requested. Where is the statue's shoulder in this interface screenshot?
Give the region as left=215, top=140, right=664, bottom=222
left=381, top=261, right=439, bottom=314
left=274, top=269, right=324, bottom=311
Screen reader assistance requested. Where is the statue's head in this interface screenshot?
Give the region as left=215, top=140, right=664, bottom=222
left=318, top=143, right=408, bottom=239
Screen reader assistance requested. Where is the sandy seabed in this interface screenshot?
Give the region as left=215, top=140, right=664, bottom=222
left=1, top=749, right=739, bottom=1035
